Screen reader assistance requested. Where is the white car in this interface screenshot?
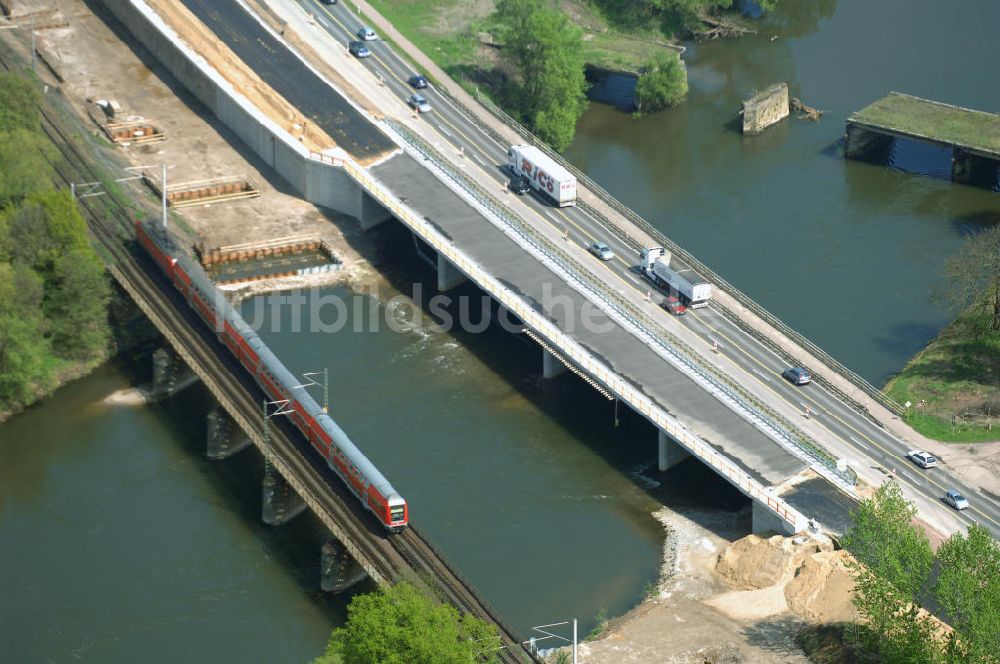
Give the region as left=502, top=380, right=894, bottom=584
left=357, top=26, right=378, bottom=41
left=407, top=94, right=432, bottom=114
left=907, top=450, right=938, bottom=469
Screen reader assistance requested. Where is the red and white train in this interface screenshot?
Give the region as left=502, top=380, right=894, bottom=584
left=136, top=219, right=408, bottom=531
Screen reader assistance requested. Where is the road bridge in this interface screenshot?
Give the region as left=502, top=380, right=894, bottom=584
left=97, top=0, right=1000, bottom=562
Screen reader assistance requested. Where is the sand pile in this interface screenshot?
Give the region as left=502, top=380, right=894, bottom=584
left=784, top=550, right=857, bottom=623
left=713, top=534, right=857, bottom=624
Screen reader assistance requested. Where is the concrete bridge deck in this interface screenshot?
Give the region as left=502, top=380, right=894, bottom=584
left=849, top=92, right=1000, bottom=159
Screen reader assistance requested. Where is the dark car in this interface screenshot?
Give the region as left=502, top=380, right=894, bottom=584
left=662, top=295, right=687, bottom=316
left=509, top=175, right=531, bottom=195
left=348, top=41, right=370, bottom=58
left=782, top=367, right=812, bottom=386
left=408, top=74, right=428, bottom=89
left=320, top=0, right=337, bottom=4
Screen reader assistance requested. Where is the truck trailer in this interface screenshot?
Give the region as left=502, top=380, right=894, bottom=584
left=507, top=145, right=577, bottom=207
left=640, top=246, right=712, bottom=308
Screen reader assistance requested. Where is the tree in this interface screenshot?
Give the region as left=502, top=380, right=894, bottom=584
left=939, top=224, right=1000, bottom=332
left=315, top=582, right=501, bottom=664
left=0, top=262, right=50, bottom=407
left=44, top=247, right=110, bottom=360
left=635, top=51, right=688, bottom=114
left=933, top=525, right=1000, bottom=662
left=0, top=72, right=41, bottom=132
left=495, top=0, right=588, bottom=151
left=0, top=128, right=57, bottom=206
left=841, top=480, right=934, bottom=598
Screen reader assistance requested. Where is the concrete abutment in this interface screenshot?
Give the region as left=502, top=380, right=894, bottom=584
left=752, top=499, right=797, bottom=536
left=262, top=469, right=307, bottom=526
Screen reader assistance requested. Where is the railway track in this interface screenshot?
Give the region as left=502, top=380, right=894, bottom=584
left=0, top=51, right=533, bottom=663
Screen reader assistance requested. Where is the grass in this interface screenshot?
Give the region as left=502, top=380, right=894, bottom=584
left=362, top=0, right=677, bottom=81
left=851, top=92, right=1000, bottom=156
left=885, top=307, right=1000, bottom=443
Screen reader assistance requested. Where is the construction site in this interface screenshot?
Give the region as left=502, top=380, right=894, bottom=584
left=0, top=0, right=378, bottom=291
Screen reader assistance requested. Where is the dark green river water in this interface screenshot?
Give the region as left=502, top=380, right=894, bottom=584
left=3, top=0, right=998, bottom=660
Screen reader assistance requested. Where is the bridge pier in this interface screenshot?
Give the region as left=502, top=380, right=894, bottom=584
left=952, top=148, right=999, bottom=186
left=356, top=190, right=392, bottom=231
left=658, top=429, right=691, bottom=471
left=262, top=469, right=307, bottom=526
left=542, top=347, right=567, bottom=379
left=206, top=407, right=252, bottom=460
left=752, top=498, right=797, bottom=536
left=321, top=539, right=367, bottom=593
left=437, top=253, right=467, bottom=292
left=151, top=347, right=181, bottom=400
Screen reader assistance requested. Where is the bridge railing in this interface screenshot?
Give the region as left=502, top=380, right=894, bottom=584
left=329, top=143, right=812, bottom=531
left=381, top=119, right=857, bottom=490
left=434, top=85, right=903, bottom=420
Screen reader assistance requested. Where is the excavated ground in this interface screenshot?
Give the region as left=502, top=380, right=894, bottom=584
left=7, top=0, right=381, bottom=292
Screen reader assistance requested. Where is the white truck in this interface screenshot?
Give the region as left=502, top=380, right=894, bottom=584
left=640, top=246, right=712, bottom=308
left=507, top=145, right=577, bottom=207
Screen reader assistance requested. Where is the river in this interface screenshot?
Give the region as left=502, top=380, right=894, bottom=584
left=2, top=0, right=998, bottom=660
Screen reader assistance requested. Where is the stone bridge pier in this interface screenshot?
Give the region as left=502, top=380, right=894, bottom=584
left=321, top=539, right=367, bottom=593
left=205, top=407, right=252, bottom=460
left=262, top=469, right=307, bottom=526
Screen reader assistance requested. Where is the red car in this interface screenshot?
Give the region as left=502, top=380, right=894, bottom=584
left=663, top=295, right=687, bottom=316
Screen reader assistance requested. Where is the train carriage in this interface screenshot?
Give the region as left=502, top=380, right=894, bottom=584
left=134, top=219, right=407, bottom=530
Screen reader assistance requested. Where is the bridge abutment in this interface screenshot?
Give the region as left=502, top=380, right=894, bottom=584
left=752, top=498, right=797, bottom=536
left=262, top=470, right=307, bottom=526
left=658, top=429, right=691, bottom=471
left=206, top=407, right=252, bottom=460
left=542, top=347, right=567, bottom=379
left=436, top=253, right=467, bottom=291
left=356, top=190, right=392, bottom=231
left=321, top=539, right=367, bottom=593
left=952, top=148, right=999, bottom=186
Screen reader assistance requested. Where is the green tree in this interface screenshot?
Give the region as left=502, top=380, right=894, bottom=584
left=44, top=247, right=110, bottom=360
left=315, top=582, right=501, bottom=664
left=933, top=525, right=1000, bottom=662
left=841, top=480, right=933, bottom=599
left=495, top=0, right=588, bottom=151
left=0, top=72, right=41, bottom=132
left=0, top=262, right=50, bottom=406
left=0, top=128, right=56, bottom=206
left=635, top=51, right=688, bottom=113
left=938, top=224, right=1000, bottom=333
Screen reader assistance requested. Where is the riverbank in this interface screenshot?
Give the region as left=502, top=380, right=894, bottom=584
left=886, top=307, right=1000, bottom=444
left=548, top=506, right=859, bottom=663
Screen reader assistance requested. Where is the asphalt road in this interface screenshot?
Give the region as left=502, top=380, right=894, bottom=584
left=276, top=0, right=1000, bottom=539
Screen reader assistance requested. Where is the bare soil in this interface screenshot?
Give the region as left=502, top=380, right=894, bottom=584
left=7, top=0, right=381, bottom=294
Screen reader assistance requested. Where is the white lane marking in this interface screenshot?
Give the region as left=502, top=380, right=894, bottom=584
left=438, top=125, right=453, bottom=138
left=751, top=368, right=770, bottom=382
left=470, top=153, right=485, bottom=166
left=977, top=491, right=1000, bottom=508
left=899, top=471, right=918, bottom=485
left=317, top=16, right=329, bottom=28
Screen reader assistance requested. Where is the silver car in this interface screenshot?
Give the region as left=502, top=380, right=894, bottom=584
left=944, top=490, right=969, bottom=510
left=407, top=94, right=432, bottom=114
left=907, top=450, right=937, bottom=469
left=589, top=241, right=615, bottom=261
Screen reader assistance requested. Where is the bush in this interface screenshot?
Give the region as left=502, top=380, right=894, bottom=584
left=635, top=51, right=688, bottom=113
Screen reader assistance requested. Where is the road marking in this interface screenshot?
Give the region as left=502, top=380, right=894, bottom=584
left=307, top=0, right=1000, bottom=532
left=751, top=368, right=770, bottom=382
left=439, top=126, right=452, bottom=137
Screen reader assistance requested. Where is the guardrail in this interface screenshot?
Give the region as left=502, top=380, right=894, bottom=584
left=435, top=85, right=903, bottom=419
left=328, top=137, right=812, bottom=531
left=381, top=119, right=857, bottom=490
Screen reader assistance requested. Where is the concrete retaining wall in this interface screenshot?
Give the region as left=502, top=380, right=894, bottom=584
left=98, top=0, right=383, bottom=223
